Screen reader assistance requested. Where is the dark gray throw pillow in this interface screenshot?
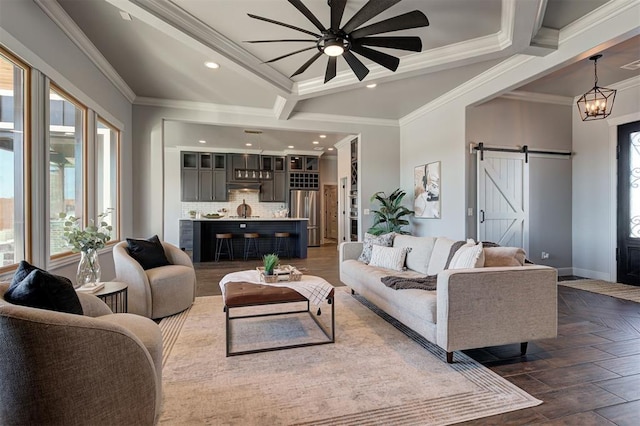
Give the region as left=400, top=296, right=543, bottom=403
left=6, top=262, right=83, bottom=315
left=126, top=235, right=171, bottom=270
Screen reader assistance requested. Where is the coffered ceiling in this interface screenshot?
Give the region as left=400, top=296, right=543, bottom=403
left=39, top=0, right=638, bottom=151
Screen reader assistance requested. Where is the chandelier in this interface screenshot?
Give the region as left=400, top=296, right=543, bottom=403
left=576, top=54, right=616, bottom=121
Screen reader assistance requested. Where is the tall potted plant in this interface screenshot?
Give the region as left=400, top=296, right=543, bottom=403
left=61, top=209, right=113, bottom=288
left=367, top=188, right=414, bottom=235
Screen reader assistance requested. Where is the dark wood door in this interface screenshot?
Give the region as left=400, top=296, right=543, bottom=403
left=324, top=185, right=338, bottom=240
left=617, top=120, right=640, bottom=285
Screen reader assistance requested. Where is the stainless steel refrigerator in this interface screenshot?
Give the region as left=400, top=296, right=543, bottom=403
left=290, top=190, right=320, bottom=247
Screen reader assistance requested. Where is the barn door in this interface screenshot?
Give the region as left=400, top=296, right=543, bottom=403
left=477, top=151, right=529, bottom=251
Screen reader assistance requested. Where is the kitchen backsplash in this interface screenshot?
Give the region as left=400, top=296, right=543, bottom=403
left=181, top=192, right=288, bottom=218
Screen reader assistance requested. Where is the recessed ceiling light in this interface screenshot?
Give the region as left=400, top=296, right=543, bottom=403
left=245, top=143, right=252, bottom=146
left=319, top=134, right=326, bottom=138
left=119, top=11, right=132, bottom=21
left=204, top=61, right=220, bottom=69
left=198, top=140, right=206, bottom=144
left=313, top=147, right=324, bottom=151
left=366, top=83, right=377, bottom=88
left=328, top=147, right=334, bottom=151
left=288, top=145, right=294, bottom=149
left=312, top=141, right=319, bottom=144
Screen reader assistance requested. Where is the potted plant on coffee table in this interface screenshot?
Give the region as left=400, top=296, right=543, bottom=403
left=262, top=253, right=279, bottom=276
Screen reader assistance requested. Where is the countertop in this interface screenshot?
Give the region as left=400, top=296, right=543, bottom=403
left=183, top=217, right=308, bottom=221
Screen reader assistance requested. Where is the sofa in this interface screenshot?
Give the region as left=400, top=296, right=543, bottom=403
left=340, top=235, right=558, bottom=363
left=0, top=282, right=163, bottom=425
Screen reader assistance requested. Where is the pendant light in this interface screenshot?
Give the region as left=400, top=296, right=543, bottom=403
left=576, top=54, right=616, bottom=121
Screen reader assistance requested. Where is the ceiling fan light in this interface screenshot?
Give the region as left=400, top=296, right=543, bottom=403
left=323, top=40, right=344, bottom=57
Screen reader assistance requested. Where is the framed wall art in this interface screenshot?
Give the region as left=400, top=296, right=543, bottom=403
left=414, top=161, right=441, bottom=219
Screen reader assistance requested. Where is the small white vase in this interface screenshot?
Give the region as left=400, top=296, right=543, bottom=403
left=76, top=249, right=101, bottom=288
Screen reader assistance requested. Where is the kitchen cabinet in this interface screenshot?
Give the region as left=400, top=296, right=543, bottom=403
left=228, top=153, right=259, bottom=180
left=259, top=156, right=286, bottom=202
left=181, top=152, right=227, bottom=201
left=288, top=155, right=319, bottom=171
left=179, top=219, right=193, bottom=250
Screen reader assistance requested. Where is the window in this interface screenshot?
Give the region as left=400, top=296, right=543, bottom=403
left=49, top=85, right=85, bottom=257
left=0, top=49, right=28, bottom=270
left=97, top=118, right=119, bottom=241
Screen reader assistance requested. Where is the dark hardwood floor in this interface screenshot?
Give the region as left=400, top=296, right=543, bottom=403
left=192, top=244, right=640, bottom=425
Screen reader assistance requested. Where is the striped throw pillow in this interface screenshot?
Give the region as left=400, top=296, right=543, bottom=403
left=369, top=245, right=409, bottom=271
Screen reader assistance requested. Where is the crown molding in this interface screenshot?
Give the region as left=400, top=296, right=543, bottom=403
left=500, top=90, right=573, bottom=106
left=611, top=74, right=640, bottom=91
left=289, top=112, right=398, bottom=128
left=399, top=55, right=536, bottom=126
left=134, top=96, right=275, bottom=117
left=34, top=0, right=136, bottom=103
left=273, top=95, right=298, bottom=120
left=559, top=0, right=639, bottom=45
left=121, top=0, right=292, bottom=94
left=334, top=135, right=356, bottom=150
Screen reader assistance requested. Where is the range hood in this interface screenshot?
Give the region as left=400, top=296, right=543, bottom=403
left=227, top=181, right=261, bottom=192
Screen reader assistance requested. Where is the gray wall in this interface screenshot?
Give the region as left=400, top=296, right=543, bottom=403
left=466, top=98, right=573, bottom=270
left=0, top=0, right=133, bottom=281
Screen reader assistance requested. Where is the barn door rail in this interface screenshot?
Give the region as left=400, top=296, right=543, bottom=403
left=472, top=142, right=572, bottom=163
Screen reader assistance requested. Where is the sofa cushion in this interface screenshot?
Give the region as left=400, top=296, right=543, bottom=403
left=5, top=263, right=83, bottom=315
left=427, top=237, right=457, bottom=275
left=449, top=240, right=485, bottom=269
left=484, top=247, right=526, bottom=267
left=392, top=235, right=436, bottom=274
left=369, top=245, right=408, bottom=271
left=358, top=232, right=395, bottom=264
left=126, top=235, right=171, bottom=270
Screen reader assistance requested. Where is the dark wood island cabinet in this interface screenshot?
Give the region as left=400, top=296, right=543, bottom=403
left=188, top=218, right=308, bottom=262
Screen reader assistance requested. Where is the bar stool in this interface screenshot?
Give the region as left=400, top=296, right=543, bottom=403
left=243, top=233, right=260, bottom=261
left=274, top=232, right=291, bottom=258
left=215, top=233, right=234, bottom=261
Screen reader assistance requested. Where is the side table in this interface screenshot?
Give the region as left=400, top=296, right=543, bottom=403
left=94, top=282, right=128, bottom=313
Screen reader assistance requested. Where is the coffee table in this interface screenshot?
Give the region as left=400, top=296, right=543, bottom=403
left=220, top=272, right=335, bottom=356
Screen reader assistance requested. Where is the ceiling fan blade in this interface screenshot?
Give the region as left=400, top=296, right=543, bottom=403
left=291, top=51, right=323, bottom=78
left=288, top=0, right=326, bottom=32
left=330, top=0, right=347, bottom=30
left=341, top=0, right=401, bottom=34
left=354, top=36, right=422, bottom=52
left=325, top=56, right=337, bottom=83
left=248, top=13, right=320, bottom=38
left=350, top=45, right=399, bottom=72
left=342, top=51, right=370, bottom=81
left=246, top=39, right=317, bottom=44
left=264, top=46, right=317, bottom=64
left=350, top=11, right=430, bottom=39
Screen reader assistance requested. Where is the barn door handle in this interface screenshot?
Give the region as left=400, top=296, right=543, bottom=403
left=480, top=210, right=485, bottom=223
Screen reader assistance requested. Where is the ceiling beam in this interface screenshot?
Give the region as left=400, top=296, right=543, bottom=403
left=273, top=96, right=298, bottom=120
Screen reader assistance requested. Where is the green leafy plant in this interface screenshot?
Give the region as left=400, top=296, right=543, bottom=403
left=367, top=189, right=414, bottom=236
left=60, top=209, right=113, bottom=252
left=262, top=253, right=279, bottom=275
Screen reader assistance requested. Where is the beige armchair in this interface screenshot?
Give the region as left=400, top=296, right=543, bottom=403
left=0, top=283, right=162, bottom=425
left=113, top=240, right=196, bottom=319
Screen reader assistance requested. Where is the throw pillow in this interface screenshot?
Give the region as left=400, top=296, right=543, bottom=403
left=126, top=235, right=171, bottom=270
left=5, top=263, right=83, bottom=315
left=448, top=240, right=484, bottom=269
left=483, top=247, right=526, bottom=267
left=358, top=232, right=395, bottom=264
left=368, top=245, right=409, bottom=272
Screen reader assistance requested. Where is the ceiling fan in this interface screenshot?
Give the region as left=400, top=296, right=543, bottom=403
left=247, top=0, right=429, bottom=83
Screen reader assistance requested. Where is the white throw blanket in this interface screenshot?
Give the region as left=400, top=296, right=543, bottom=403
left=219, top=270, right=334, bottom=306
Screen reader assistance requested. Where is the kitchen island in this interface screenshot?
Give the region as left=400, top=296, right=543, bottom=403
left=186, top=218, right=308, bottom=262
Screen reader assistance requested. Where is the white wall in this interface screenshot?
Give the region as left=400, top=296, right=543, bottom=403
left=466, top=98, right=573, bottom=270
left=0, top=0, right=133, bottom=281
left=132, top=105, right=399, bottom=244
left=572, top=79, right=640, bottom=281
left=399, top=3, right=639, bottom=278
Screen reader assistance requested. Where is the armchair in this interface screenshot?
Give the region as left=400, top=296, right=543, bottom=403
left=0, top=283, right=162, bottom=425
left=113, top=240, right=196, bottom=319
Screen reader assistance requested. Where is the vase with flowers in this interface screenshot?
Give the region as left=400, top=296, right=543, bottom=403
left=61, top=209, right=113, bottom=288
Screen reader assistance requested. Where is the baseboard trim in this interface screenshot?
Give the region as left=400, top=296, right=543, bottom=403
left=571, top=268, right=612, bottom=281
left=556, top=267, right=573, bottom=277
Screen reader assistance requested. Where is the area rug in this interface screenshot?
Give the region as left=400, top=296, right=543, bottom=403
left=559, top=279, right=640, bottom=303
left=159, top=288, right=541, bottom=425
